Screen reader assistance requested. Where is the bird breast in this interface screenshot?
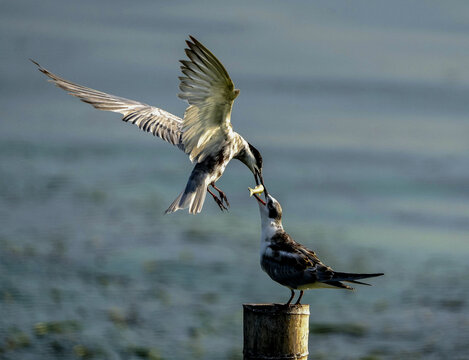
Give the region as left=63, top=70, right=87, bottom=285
left=201, top=137, right=239, bottom=183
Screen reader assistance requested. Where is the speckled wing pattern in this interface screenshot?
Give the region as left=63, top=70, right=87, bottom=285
left=31, top=60, right=184, bottom=149
left=261, top=231, right=343, bottom=289
left=179, top=36, right=239, bottom=163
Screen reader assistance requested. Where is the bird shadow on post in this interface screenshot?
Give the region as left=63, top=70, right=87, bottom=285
left=243, top=304, right=310, bottom=360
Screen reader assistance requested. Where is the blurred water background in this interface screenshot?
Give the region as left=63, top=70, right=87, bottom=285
left=1, top=1, right=469, bottom=359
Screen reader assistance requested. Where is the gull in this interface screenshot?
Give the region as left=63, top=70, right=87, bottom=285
left=253, top=191, right=383, bottom=305
left=32, top=36, right=264, bottom=214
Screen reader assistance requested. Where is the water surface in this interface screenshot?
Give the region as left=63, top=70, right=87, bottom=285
left=1, top=1, right=469, bottom=359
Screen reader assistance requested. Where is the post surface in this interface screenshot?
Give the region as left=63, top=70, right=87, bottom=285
left=243, top=304, right=309, bottom=360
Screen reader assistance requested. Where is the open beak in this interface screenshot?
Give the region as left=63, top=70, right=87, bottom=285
left=253, top=193, right=266, bottom=206
left=255, top=170, right=268, bottom=197
left=248, top=179, right=267, bottom=206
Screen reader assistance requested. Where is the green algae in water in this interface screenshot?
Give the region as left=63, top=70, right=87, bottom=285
left=33, top=320, right=82, bottom=337
left=2, top=330, right=31, bottom=351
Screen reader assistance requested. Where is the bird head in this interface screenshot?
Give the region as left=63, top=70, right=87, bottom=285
left=247, top=143, right=265, bottom=187
left=254, top=191, right=283, bottom=226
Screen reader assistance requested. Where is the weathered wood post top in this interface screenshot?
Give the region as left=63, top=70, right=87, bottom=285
left=243, top=304, right=310, bottom=360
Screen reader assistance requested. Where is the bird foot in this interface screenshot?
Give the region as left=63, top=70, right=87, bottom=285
left=211, top=183, right=230, bottom=208
left=284, top=289, right=295, bottom=306
left=218, top=191, right=230, bottom=208
left=214, top=196, right=228, bottom=211
left=207, top=188, right=228, bottom=212
left=294, top=290, right=304, bottom=305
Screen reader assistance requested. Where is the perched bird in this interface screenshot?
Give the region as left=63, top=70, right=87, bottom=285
left=32, top=36, right=264, bottom=214
left=253, top=191, right=383, bottom=305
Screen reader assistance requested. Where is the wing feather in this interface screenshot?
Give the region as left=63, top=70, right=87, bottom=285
left=261, top=246, right=313, bottom=289
left=31, top=60, right=184, bottom=150
left=262, top=232, right=339, bottom=288
left=179, top=36, right=239, bottom=162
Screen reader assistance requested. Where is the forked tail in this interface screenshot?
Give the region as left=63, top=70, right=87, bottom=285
left=325, top=272, right=384, bottom=289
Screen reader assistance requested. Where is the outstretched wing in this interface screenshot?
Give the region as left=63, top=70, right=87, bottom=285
left=31, top=60, right=184, bottom=149
left=179, top=36, right=240, bottom=162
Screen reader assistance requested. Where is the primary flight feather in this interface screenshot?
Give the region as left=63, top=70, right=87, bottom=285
left=32, top=36, right=265, bottom=214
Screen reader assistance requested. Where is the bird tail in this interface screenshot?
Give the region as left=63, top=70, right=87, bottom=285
left=322, top=281, right=354, bottom=290
left=331, top=272, right=384, bottom=287
left=164, top=178, right=207, bottom=215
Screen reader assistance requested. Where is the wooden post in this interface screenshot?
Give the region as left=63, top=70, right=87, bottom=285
left=243, top=304, right=309, bottom=360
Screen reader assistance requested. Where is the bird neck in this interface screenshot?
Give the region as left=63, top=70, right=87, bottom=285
left=235, top=138, right=256, bottom=171
left=261, top=217, right=283, bottom=240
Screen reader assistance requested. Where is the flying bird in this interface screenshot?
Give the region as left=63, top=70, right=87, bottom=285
left=32, top=36, right=264, bottom=214
left=253, top=190, right=383, bottom=305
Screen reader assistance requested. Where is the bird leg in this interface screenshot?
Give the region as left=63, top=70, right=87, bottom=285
left=294, top=290, right=304, bottom=305
left=207, top=188, right=227, bottom=211
left=211, top=183, right=230, bottom=208
left=285, top=289, right=295, bottom=306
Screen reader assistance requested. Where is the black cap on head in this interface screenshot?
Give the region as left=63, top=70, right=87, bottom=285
left=248, top=143, right=263, bottom=170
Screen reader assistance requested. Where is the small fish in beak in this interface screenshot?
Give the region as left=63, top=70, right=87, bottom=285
left=249, top=184, right=264, bottom=197
left=248, top=185, right=266, bottom=205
